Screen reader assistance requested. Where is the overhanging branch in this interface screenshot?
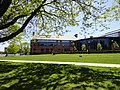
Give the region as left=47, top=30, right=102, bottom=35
left=0, top=0, right=47, bottom=42
left=0, top=15, right=27, bottom=30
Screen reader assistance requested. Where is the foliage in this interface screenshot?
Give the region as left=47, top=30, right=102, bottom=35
left=7, top=42, right=20, bottom=55
left=81, top=44, right=86, bottom=51
left=113, top=41, right=119, bottom=50
left=8, top=33, right=24, bottom=52
left=0, top=0, right=120, bottom=42
left=1, top=54, right=120, bottom=64
left=22, top=42, right=30, bottom=54
left=71, top=42, right=77, bottom=51
left=97, top=43, right=103, bottom=51
left=0, top=62, right=120, bottom=90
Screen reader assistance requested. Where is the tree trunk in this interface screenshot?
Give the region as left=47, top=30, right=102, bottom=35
left=0, top=0, right=12, bottom=18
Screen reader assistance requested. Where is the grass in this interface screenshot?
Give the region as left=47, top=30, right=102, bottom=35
left=0, top=53, right=120, bottom=64
left=0, top=62, right=120, bottom=90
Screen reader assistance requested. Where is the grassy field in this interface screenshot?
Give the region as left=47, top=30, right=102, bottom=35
left=0, top=54, right=120, bottom=64
left=0, top=62, right=120, bottom=90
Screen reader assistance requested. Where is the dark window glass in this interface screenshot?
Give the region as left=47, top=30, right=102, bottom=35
left=98, top=38, right=109, bottom=49
left=41, top=48, right=44, bottom=51
left=58, top=41, right=60, bottom=46
left=62, top=40, right=70, bottom=46
left=51, top=49, right=53, bottom=51
left=64, top=48, right=70, bottom=51
left=58, top=48, right=61, bottom=51
left=38, top=40, right=57, bottom=46
left=46, top=48, right=49, bottom=53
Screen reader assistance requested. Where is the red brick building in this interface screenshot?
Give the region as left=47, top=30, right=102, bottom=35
left=30, top=36, right=78, bottom=54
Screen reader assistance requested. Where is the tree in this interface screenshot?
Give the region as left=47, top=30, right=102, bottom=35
left=7, top=42, right=20, bottom=55
left=113, top=41, right=119, bottom=50
left=81, top=44, right=86, bottom=51
left=22, top=42, right=30, bottom=55
left=0, top=0, right=119, bottom=42
left=97, top=43, right=102, bottom=51
left=71, top=42, right=77, bottom=51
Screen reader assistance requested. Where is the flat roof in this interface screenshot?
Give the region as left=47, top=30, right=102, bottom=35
left=32, top=35, right=79, bottom=41
left=99, top=29, right=120, bottom=37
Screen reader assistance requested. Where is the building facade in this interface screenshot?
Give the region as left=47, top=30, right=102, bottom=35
left=75, top=37, right=120, bottom=51
left=30, top=36, right=78, bottom=54
left=30, top=29, right=120, bottom=54
left=75, top=29, right=120, bottom=51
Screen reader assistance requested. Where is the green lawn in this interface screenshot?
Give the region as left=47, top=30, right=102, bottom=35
left=0, top=53, right=120, bottom=64
left=0, top=62, right=120, bottom=90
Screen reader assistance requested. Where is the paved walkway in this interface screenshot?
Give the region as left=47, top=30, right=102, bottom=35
left=0, top=60, right=120, bottom=68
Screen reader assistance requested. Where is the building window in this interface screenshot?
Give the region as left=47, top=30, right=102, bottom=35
left=64, top=48, right=70, bottom=51
left=58, top=48, right=61, bottom=51
left=41, top=49, right=44, bottom=53
left=33, top=49, right=36, bottom=51
left=51, top=49, right=53, bottom=52
left=46, top=48, right=49, bottom=53
left=58, top=40, right=60, bottom=46
left=98, top=38, right=109, bottom=49
left=62, top=40, right=70, bottom=46
left=41, top=48, right=44, bottom=51
left=34, top=43, right=36, bottom=46
left=38, top=40, right=57, bottom=46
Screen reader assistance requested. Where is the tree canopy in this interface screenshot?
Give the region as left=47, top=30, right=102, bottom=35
left=7, top=42, right=20, bottom=55
left=0, top=0, right=119, bottom=42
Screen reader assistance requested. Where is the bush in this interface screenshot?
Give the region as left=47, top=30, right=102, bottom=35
left=97, top=43, right=102, bottom=51
left=113, top=41, right=119, bottom=50
left=81, top=44, right=86, bottom=51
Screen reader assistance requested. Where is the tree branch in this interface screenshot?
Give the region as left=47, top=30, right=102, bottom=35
left=0, top=15, right=27, bottom=30
left=0, top=0, right=47, bottom=42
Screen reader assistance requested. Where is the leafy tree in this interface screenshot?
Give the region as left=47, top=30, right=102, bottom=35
left=97, top=43, right=102, bottom=51
left=22, top=42, right=30, bottom=54
left=81, top=44, right=86, bottom=51
left=7, top=42, right=20, bottom=55
left=113, top=41, right=119, bottom=50
left=71, top=42, right=77, bottom=51
left=0, top=0, right=119, bottom=42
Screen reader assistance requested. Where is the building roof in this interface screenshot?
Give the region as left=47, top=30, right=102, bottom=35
left=99, top=29, right=120, bottom=37
left=32, top=35, right=79, bottom=41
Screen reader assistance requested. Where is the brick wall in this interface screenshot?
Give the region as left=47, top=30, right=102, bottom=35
left=30, top=40, right=72, bottom=54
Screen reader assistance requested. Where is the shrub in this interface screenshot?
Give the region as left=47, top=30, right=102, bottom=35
left=97, top=43, right=102, bottom=51
left=113, top=41, right=119, bottom=50
left=82, top=44, right=86, bottom=51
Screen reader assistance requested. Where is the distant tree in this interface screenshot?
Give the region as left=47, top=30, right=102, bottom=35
left=113, top=41, right=119, bottom=50
left=9, top=33, right=24, bottom=47
left=71, top=42, right=77, bottom=51
left=81, top=44, right=86, bottom=51
left=97, top=43, right=102, bottom=51
left=22, top=42, right=30, bottom=55
left=7, top=42, right=20, bottom=55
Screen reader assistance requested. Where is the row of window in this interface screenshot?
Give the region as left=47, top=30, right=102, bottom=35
left=78, top=38, right=120, bottom=50
left=32, top=48, right=70, bottom=52
left=32, top=40, right=71, bottom=46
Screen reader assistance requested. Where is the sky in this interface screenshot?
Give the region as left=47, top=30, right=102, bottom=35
left=64, top=21, right=120, bottom=38
left=0, top=0, right=120, bottom=52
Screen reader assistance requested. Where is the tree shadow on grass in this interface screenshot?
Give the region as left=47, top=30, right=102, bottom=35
left=0, top=62, right=120, bottom=90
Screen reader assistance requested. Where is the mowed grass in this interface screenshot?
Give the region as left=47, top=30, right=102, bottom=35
left=0, top=62, right=120, bottom=90
left=0, top=53, right=120, bottom=64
